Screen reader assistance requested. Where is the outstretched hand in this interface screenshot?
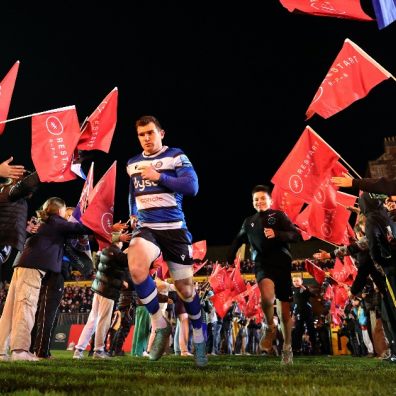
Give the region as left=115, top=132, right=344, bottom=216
left=331, top=172, right=353, bottom=188
left=313, top=249, right=330, bottom=260
left=0, top=157, right=25, bottom=179
left=112, top=220, right=129, bottom=232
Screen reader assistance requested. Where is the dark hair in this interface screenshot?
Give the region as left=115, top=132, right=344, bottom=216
left=251, top=184, right=271, bottom=197
left=135, top=115, right=162, bottom=131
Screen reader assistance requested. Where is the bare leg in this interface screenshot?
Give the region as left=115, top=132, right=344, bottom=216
left=276, top=300, right=292, bottom=350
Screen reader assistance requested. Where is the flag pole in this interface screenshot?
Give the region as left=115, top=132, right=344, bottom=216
left=80, top=116, right=89, bottom=132
left=339, top=156, right=362, bottom=179
left=346, top=38, right=396, bottom=82
left=308, top=128, right=361, bottom=179
left=305, top=259, right=340, bottom=285
left=313, top=236, right=340, bottom=247
left=0, top=105, right=75, bottom=124
left=307, top=126, right=361, bottom=178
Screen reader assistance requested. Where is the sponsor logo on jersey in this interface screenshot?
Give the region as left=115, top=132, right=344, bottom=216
left=133, top=178, right=158, bottom=191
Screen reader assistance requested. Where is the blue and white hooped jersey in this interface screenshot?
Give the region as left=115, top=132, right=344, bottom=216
left=127, top=146, right=198, bottom=230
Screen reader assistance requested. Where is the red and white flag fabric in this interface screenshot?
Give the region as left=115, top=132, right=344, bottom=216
left=77, top=87, right=118, bottom=153
left=306, top=38, right=395, bottom=120
left=271, top=184, right=305, bottom=222
left=209, top=263, right=233, bottom=294
left=152, top=254, right=170, bottom=279
left=70, top=162, right=94, bottom=222
left=210, top=289, right=233, bottom=319
left=0, top=61, right=20, bottom=135
left=312, top=161, right=348, bottom=209
left=294, top=206, right=312, bottom=241
left=343, top=255, right=358, bottom=285
left=230, top=259, right=247, bottom=296
left=81, top=161, right=117, bottom=250
left=244, top=284, right=261, bottom=319
left=279, top=0, right=373, bottom=21
left=271, top=126, right=340, bottom=203
left=66, top=162, right=95, bottom=262
left=330, top=257, right=350, bottom=283
left=192, top=240, right=207, bottom=261
left=304, top=191, right=357, bottom=245
left=305, top=259, right=326, bottom=285
left=31, top=106, right=81, bottom=182
left=234, top=291, right=248, bottom=316
left=193, top=259, right=208, bottom=275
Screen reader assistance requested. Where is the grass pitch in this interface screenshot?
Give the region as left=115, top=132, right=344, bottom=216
left=0, top=351, right=395, bottom=395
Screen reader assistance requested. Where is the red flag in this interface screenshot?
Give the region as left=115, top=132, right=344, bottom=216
left=192, top=240, right=207, bottom=261
left=323, top=284, right=333, bottom=301
left=209, top=264, right=233, bottom=294
left=31, top=106, right=81, bottom=182
left=70, top=162, right=94, bottom=222
left=230, top=263, right=247, bottom=296
left=306, top=39, right=394, bottom=120
left=210, top=289, right=233, bottom=319
left=330, top=298, right=344, bottom=327
left=330, top=257, right=350, bottom=283
left=0, top=61, right=19, bottom=135
left=77, top=87, right=118, bottom=153
left=244, top=285, right=261, bottom=319
left=295, top=206, right=312, bottom=241
left=271, top=126, right=340, bottom=203
left=234, top=292, right=248, bottom=316
left=343, top=255, right=358, bottom=285
left=67, top=162, right=95, bottom=261
left=313, top=161, right=348, bottom=209
left=279, top=0, right=373, bottom=21
left=339, top=222, right=357, bottom=246
left=152, top=254, right=169, bottom=279
left=303, top=191, right=357, bottom=244
left=81, top=161, right=116, bottom=250
left=334, top=284, right=350, bottom=308
left=271, top=184, right=305, bottom=222
left=305, top=259, right=326, bottom=285
left=193, top=259, right=208, bottom=275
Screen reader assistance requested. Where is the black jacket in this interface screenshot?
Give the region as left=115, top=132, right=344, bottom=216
left=91, top=244, right=130, bottom=301
left=0, top=171, right=40, bottom=251
left=353, top=177, right=396, bottom=196
left=227, top=209, right=302, bottom=266
left=359, top=192, right=396, bottom=269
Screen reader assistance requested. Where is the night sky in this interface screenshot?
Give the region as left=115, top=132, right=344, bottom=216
left=1, top=2, right=395, bottom=246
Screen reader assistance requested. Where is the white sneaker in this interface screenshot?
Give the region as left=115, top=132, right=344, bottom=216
left=93, top=350, right=110, bottom=359
left=11, top=350, right=39, bottom=362
left=142, top=351, right=150, bottom=358
left=73, top=349, right=84, bottom=359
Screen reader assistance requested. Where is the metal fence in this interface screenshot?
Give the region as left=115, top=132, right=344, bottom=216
left=56, top=312, right=89, bottom=326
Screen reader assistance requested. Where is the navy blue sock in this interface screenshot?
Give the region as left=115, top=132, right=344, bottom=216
left=134, top=276, right=160, bottom=315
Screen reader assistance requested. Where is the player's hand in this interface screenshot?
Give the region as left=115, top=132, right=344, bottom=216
left=140, top=165, right=160, bottom=182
